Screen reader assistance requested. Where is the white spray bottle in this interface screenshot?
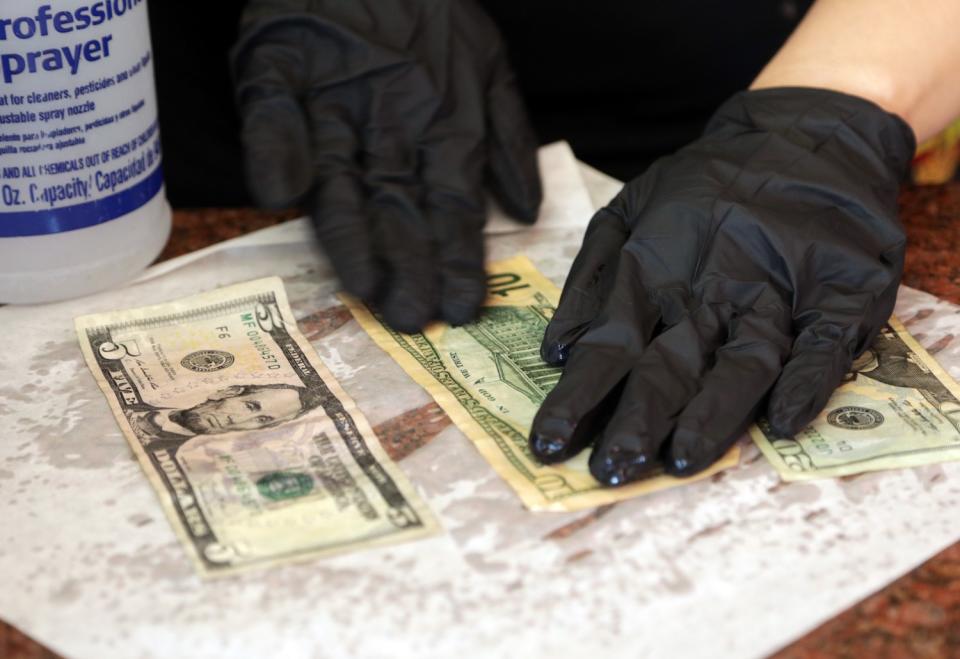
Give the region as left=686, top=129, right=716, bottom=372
left=0, top=0, right=170, bottom=303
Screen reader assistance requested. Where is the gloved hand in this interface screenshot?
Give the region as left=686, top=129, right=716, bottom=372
left=529, top=87, right=915, bottom=486
left=232, top=0, right=542, bottom=332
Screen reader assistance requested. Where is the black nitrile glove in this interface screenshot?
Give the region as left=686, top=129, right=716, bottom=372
left=530, top=88, right=916, bottom=486
left=232, top=0, right=542, bottom=332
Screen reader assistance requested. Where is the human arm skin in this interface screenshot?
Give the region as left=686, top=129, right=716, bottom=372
left=751, top=0, right=960, bottom=143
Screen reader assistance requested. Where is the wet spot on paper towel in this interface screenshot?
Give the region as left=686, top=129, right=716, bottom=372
left=927, top=334, right=955, bottom=354
left=30, top=339, right=83, bottom=370
left=374, top=403, right=452, bottom=462
left=838, top=471, right=884, bottom=503
left=50, top=578, right=83, bottom=604
left=544, top=504, right=616, bottom=541
left=11, top=338, right=134, bottom=471
left=17, top=418, right=128, bottom=470
left=298, top=304, right=353, bottom=342
left=0, top=387, right=32, bottom=407
left=106, top=546, right=194, bottom=582
left=914, top=464, right=948, bottom=490
left=464, top=552, right=510, bottom=574
left=767, top=481, right=822, bottom=506
left=804, top=508, right=828, bottom=522
left=127, top=513, right=154, bottom=527
left=660, top=564, right=695, bottom=595
left=687, top=520, right=732, bottom=544
left=904, top=308, right=934, bottom=325
left=566, top=549, right=594, bottom=564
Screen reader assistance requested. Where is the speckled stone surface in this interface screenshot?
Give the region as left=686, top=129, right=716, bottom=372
left=900, top=183, right=960, bottom=302
left=156, top=208, right=299, bottom=262
left=3, top=174, right=960, bottom=658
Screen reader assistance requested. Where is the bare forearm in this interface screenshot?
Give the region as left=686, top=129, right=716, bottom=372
left=751, top=0, right=960, bottom=142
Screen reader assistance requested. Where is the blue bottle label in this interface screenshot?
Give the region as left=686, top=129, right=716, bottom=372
left=0, top=1, right=164, bottom=237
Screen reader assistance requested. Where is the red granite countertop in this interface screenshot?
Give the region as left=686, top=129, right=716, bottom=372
left=4, top=184, right=960, bottom=658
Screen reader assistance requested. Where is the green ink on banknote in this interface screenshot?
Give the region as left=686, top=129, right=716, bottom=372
left=257, top=472, right=315, bottom=502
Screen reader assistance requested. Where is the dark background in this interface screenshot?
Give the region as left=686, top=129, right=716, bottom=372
left=148, top=1, right=811, bottom=208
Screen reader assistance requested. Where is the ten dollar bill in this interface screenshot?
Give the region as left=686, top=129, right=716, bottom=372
left=344, top=255, right=739, bottom=512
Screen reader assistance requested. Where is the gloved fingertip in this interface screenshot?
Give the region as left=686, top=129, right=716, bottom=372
left=327, top=250, right=382, bottom=302
left=440, top=279, right=486, bottom=327
left=242, top=104, right=313, bottom=209
left=529, top=433, right=568, bottom=463
left=340, top=270, right=381, bottom=302
left=528, top=417, right=575, bottom=463
left=766, top=401, right=813, bottom=439
left=665, top=426, right=725, bottom=478
left=381, top=309, right=431, bottom=335
left=767, top=339, right=854, bottom=437
left=248, top=169, right=309, bottom=210
left=540, top=341, right=571, bottom=366
left=540, top=321, right=589, bottom=365
left=507, top=189, right=543, bottom=225
left=588, top=440, right=657, bottom=487
left=766, top=377, right=824, bottom=437
left=380, top=290, right=435, bottom=335
left=588, top=450, right=655, bottom=488
left=442, top=298, right=483, bottom=327
left=665, top=436, right=699, bottom=477
left=486, top=140, right=542, bottom=224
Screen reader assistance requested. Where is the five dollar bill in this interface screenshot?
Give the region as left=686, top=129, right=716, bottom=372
left=76, top=277, right=439, bottom=576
